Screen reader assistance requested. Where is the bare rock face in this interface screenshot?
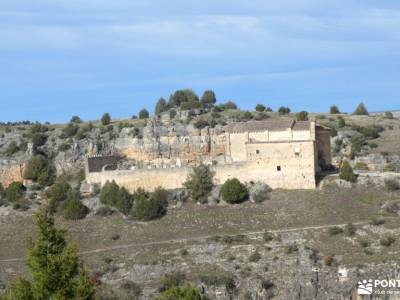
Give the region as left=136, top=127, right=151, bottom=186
left=0, top=160, right=24, bottom=187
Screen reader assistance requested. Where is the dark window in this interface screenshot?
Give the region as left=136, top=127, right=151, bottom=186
left=277, top=166, right=281, bottom=171
left=256, top=150, right=260, bottom=154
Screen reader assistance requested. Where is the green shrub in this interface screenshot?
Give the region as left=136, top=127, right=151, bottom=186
left=159, top=271, right=186, bottom=292
left=155, top=284, right=201, bottom=300
left=31, top=133, right=47, bottom=147
left=193, top=119, right=209, bottom=129
left=339, top=161, right=356, bottom=182
left=344, top=223, right=356, bottom=236
left=263, top=231, right=274, bottom=242
left=131, top=187, right=168, bottom=221
left=337, top=116, right=345, bottom=128
left=384, top=178, right=400, bottom=191
left=384, top=111, right=394, bottom=119
left=380, top=235, right=395, bottom=247
left=261, top=279, right=274, bottom=290
left=248, top=251, right=261, bottom=262
left=184, top=164, right=214, bottom=203
left=61, top=191, right=89, bottom=220
left=353, top=162, right=368, bottom=171
left=62, top=123, right=79, bottom=137
left=278, top=106, right=290, bottom=115
left=46, top=178, right=72, bottom=212
left=99, top=181, right=134, bottom=215
left=5, top=182, right=25, bottom=202
left=370, top=218, right=385, bottom=226
left=95, top=206, right=114, bottom=216
left=220, top=178, right=248, bottom=204
left=358, top=239, right=369, bottom=248
left=0, top=183, right=4, bottom=199
left=383, top=163, right=396, bottom=172
left=24, top=155, right=56, bottom=187
left=58, top=143, right=70, bottom=151
left=5, top=141, right=19, bottom=156
left=328, top=226, right=343, bottom=236
left=296, top=111, right=309, bottom=121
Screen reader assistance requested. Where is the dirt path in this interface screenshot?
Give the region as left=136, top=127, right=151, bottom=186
left=0, top=220, right=369, bottom=263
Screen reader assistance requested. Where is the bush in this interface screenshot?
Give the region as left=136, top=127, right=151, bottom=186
left=385, top=111, right=394, bottom=119
left=4, top=182, right=25, bottom=202
left=330, top=105, right=340, bottom=114
left=380, top=235, right=395, bottom=247
left=296, top=111, right=309, bottom=121
left=324, top=255, right=335, bottom=266
left=130, top=187, right=168, bottom=221
left=61, top=191, right=89, bottom=220
left=101, top=113, right=111, bottom=126
left=248, top=251, right=261, bottom=262
left=5, top=141, right=19, bottom=156
left=278, top=106, right=290, bottom=115
left=285, top=243, right=299, bottom=254
left=193, top=119, right=209, bottom=129
left=261, top=279, right=274, bottom=290
left=255, top=104, right=266, bottom=112
left=353, top=162, right=369, bottom=171
left=138, top=109, right=149, bottom=119
left=24, top=155, right=56, bottom=187
left=220, top=178, right=248, bottom=204
left=155, top=284, right=201, bottom=300
left=344, top=223, right=356, bottom=236
left=46, top=178, right=72, bottom=212
left=353, top=102, right=369, bottom=115
left=370, top=218, right=385, bottom=226
left=31, top=133, right=47, bottom=147
left=184, top=164, right=214, bottom=203
left=383, top=163, right=396, bottom=172
left=339, top=161, right=356, bottom=182
left=328, top=226, right=343, bottom=236
left=62, top=123, right=79, bottom=138
left=384, top=178, right=400, bottom=191
left=95, top=206, right=114, bottom=216
left=159, top=271, right=186, bottom=292
left=263, top=231, right=274, bottom=242
left=99, top=181, right=134, bottom=215
left=358, top=239, right=369, bottom=248
left=337, top=116, right=346, bottom=128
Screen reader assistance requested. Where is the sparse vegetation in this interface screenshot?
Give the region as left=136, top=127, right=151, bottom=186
left=328, top=226, right=343, bottom=236
left=380, top=235, right=395, bottom=247
left=384, top=178, right=400, bottom=191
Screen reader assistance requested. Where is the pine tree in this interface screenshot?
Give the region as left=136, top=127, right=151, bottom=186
left=353, top=102, right=369, bottom=115
left=155, top=98, right=167, bottom=116
left=101, top=113, right=111, bottom=125
left=1, top=209, right=95, bottom=299
left=330, top=105, right=340, bottom=114
left=183, top=164, right=214, bottom=203
left=200, top=90, right=216, bottom=109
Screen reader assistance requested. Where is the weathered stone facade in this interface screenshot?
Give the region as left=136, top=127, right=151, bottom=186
left=86, top=120, right=331, bottom=191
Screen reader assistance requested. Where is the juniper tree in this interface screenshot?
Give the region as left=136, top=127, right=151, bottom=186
left=184, top=164, right=214, bottom=203
left=1, top=209, right=94, bottom=299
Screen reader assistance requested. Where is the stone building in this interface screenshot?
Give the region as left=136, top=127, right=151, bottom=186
left=85, top=119, right=331, bottom=191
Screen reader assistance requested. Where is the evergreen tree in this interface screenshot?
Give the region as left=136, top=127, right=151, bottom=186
left=330, top=105, right=340, bottom=114
left=139, top=109, right=150, bottom=119
left=278, top=106, right=291, bottom=115
left=353, top=102, right=369, bottom=115
left=255, top=104, right=266, bottom=112
left=155, top=98, right=168, bottom=116
left=200, top=90, right=216, bottom=109
left=220, top=178, right=248, bottom=204
left=155, top=284, right=202, bottom=300
left=296, top=111, right=309, bottom=121
left=1, top=209, right=95, bottom=299
left=101, top=113, right=111, bottom=126
left=339, top=161, right=357, bottom=182
left=184, top=164, right=214, bottom=203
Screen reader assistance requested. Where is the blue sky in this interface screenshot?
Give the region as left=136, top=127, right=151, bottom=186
left=1, top=0, right=399, bottom=123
